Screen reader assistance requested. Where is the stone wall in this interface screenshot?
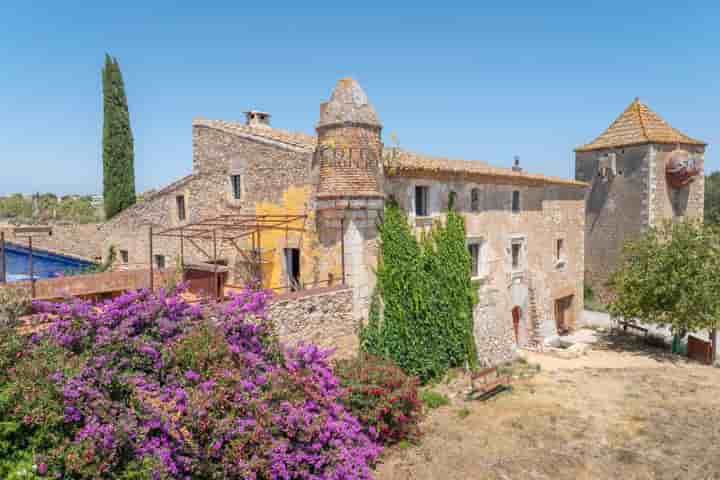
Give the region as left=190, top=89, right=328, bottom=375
left=101, top=123, right=343, bottom=294
left=576, top=143, right=705, bottom=302
left=473, top=290, right=516, bottom=366
left=385, top=174, right=586, bottom=355
left=267, top=286, right=357, bottom=358
left=1, top=223, right=107, bottom=262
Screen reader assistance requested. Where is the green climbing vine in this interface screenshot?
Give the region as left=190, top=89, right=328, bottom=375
left=361, top=199, right=478, bottom=383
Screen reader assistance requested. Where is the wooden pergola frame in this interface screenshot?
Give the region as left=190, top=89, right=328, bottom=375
left=149, top=214, right=307, bottom=296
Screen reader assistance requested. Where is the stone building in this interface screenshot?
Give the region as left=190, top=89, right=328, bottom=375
left=99, top=78, right=587, bottom=365
left=575, top=98, right=706, bottom=301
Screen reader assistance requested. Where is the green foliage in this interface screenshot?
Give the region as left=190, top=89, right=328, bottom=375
left=334, top=355, right=423, bottom=445
left=102, top=54, right=136, bottom=219
left=609, top=219, right=720, bottom=334
left=419, top=390, right=449, bottom=410
left=361, top=201, right=478, bottom=382
left=0, top=194, right=100, bottom=224
left=705, top=171, right=720, bottom=225
left=0, top=285, right=31, bottom=328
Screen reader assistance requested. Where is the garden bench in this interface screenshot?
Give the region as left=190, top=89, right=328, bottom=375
left=618, top=320, right=648, bottom=337
left=469, top=366, right=510, bottom=400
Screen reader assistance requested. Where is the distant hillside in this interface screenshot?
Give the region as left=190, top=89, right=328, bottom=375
left=0, top=193, right=104, bottom=224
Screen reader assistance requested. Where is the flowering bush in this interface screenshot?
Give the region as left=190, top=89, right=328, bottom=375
left=0, top=286, right=381, bottom=479
left=334, top=355, right=423, bottom=445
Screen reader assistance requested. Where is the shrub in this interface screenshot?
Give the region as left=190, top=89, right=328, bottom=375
left=362, top=202, right=478, bottom=383
left=0, top=286, right=381, bottom=479
left=0, top=284, right=31, bottom=328
left=420, top=390, right=450, bottom=410
left=335, top=355, right=422, bottom=445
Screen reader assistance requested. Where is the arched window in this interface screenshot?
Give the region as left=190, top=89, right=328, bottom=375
left=470, top=188, right=480, bottom=212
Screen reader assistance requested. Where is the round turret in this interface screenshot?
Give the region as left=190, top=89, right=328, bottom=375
left=315, top=78, right=384, bottom=201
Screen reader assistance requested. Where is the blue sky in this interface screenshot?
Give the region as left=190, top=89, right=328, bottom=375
left=1, top=1, right=718, bottom=195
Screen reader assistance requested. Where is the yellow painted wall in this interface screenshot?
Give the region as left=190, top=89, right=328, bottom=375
left=253, top=186, right=343, bottom=292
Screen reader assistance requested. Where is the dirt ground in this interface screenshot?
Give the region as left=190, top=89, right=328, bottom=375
left=376, top=332, right=720, bottom=480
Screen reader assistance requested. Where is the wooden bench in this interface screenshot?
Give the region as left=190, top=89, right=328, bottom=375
left=618, top=320, right=649, bottom=337
left=469, top=366, right=510, bottom=400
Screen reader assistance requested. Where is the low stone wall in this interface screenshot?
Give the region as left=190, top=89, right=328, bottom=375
left=268, top=286, right=357, bottom=358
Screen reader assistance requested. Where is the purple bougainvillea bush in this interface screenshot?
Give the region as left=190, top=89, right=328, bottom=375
left=0, top=286, right=381, bottom=479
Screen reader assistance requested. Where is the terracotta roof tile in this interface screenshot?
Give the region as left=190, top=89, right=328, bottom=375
left=576, top=98, right=705, bottom=152
left=196, top=119, right=586, bottom=187
left=193, top=118, right=316, bottom=151
left=385, top=150, right=587, bottom=187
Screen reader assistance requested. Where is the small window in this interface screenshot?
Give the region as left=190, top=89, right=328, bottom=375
left=556, top=238, right=565, bottom=261
left=511, top=191, right=521, bottom=213
left=468, top=243, right=480, bottom=277
left=176, top=195, right=186, bottom=221
left=231, top=175, right=242, bottom=200
left=415, top=186, right=429, bottom=217
left=467, top=239, right=486, bottom=278
left=511, top=242, right=522, bottom=269
left=120, top=249, right=129, bottom=264
left=471, top=188, right=480, bottom=212
left=154, top=255, right=166, bottom=270
left=448, top=190, right=457, bottom=210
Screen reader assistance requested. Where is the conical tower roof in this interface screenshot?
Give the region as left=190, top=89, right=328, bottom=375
left=576, top=98, right=705, bottom=152
left=318, top=78, right=381, bottom=129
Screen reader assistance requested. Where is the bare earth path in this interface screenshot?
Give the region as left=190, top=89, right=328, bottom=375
left=376, top=333, right=720, bottom=480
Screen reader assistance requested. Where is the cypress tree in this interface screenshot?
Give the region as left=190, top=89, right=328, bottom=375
left=102, top=54, right=136, bottom=219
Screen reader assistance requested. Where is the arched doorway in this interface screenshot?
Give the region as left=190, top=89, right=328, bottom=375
left=511, top=306, right=522, bottom=345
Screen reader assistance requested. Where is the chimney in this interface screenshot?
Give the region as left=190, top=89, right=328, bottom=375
left=512, top=155, right=522, bottom=172
left=244, top=110, right=271, bottom=128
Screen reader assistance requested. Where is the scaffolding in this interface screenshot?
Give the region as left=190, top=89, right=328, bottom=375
left=151, top=213, right=308, bottom=298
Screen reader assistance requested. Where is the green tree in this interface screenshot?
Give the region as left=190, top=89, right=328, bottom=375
left=361, top=200, right=478, bottom=382
left=102, top=54, right=136, bottom=219
left=705, top=171, right=720, bottom=224
left=609, top=219, right=720, bottom=358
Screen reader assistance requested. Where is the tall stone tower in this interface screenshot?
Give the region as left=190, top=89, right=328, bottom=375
left=575, top=98, right=706, bottom=300
left=314, top=78, right=385, bottom=319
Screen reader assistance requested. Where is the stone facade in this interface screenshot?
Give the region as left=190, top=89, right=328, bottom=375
left=386, top=173, right=586, bottom=365
left=575, top=99, right=706, bottom=301
left=37, top=77, right=591, bottom=366
left=1, top=223, right=107, bottom=262
left=268, top=286, right=357, bottom=358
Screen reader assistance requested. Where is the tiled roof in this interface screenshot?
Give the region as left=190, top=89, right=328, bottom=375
left=193, top=118, right=316, bottom=151
left=576, top=98, right=706, bottom=152
left=386, top=150, right=587, bottom=187
left=196, top=119, right=586, bottom=187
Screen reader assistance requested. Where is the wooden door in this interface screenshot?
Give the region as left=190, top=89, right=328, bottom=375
left=511, top=306, right=521, bottom=344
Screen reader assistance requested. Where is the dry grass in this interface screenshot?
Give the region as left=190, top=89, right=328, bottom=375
left=376, top=334, right=720, bottom=480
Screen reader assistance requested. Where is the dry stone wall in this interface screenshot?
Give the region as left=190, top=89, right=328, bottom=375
left=267, top=286, right=357, bottom=358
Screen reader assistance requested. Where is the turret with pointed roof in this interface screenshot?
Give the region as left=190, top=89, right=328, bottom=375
left=315, top=78, right=385, bottom=200
left=576, top=98, right=705, bottom=152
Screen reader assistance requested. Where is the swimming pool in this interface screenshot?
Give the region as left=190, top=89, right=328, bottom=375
left=2, top=243, right=96, bottom=282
